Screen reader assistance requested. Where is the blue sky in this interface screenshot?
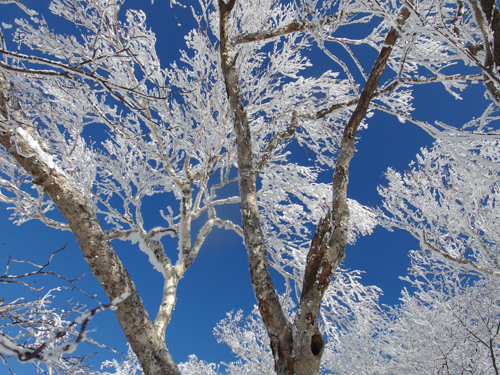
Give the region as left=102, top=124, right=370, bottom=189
left=0, top=0, right=491, bottom=372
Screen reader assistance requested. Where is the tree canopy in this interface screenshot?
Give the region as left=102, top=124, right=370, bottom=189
left=0, top=0, right=499, bottom=373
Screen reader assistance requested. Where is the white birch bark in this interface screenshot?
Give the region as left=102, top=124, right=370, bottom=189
left=0, top=72, right=180, bottom=375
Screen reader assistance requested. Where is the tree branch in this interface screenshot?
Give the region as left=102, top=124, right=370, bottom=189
left=255, top=111, right=303, bottom=172
left=230, top=12, right=345, bottom=47
left=231, top=20, right=306, bottom=46
left=421, top=230, right=500, bottom=278
left=292, top=6, right=411, bottom=373
left=218, top=1, right=294, bottom=372
left=0, top=293, right=128, bottom=363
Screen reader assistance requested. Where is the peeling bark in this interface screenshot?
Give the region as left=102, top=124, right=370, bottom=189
left=0, top=72, right=180, bottom=375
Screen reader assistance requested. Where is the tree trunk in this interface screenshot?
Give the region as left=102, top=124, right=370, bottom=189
left=218, top=1, right=296, bottom=372
left=218, top=1, right=410, bottom=372
left=0, top=72, right=180, bottom=375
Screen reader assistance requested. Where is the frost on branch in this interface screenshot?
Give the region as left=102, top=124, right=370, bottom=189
left=2, top=0, right=500, bottom=373
left=379, top=138, right=500, bottom=277
left=0, top=290, right=128, bottom=372
left=378, top=252, right=500, bottom=374
left=346, top=199, right=377, bottom=244
left=374, top=137, right=500, bottom=372
left=101, top=343, right=143, bottom=375
left=0, top=245, right=128, bottom=374
left=178, top=355, right=219, bottom=375
left=214, top=307, right=275, bottom=374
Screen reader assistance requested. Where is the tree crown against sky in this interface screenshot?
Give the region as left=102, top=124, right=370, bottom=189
left=0, top=0, right=499, bottom=373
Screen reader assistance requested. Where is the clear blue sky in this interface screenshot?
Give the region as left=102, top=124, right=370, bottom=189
left=0, top=0, right=490, bottom=372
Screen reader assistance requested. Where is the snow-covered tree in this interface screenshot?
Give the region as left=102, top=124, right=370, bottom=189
left=208, top=136, right=500, bottom=375
left=0, top=0, right=499, bottom=373
left=375, top=138, right=500, bottom=374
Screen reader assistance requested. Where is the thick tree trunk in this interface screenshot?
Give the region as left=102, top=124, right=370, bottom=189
left=218, top=1, right=410, bottom=373
left=0, top=73, right=180, bottom=375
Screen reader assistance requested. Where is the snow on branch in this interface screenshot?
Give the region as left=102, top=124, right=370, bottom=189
left=0, top=243, right=129, bottom=373
left=0, top=0, right=37, bottom=16
left=0, top=292, right=128, bottom=366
